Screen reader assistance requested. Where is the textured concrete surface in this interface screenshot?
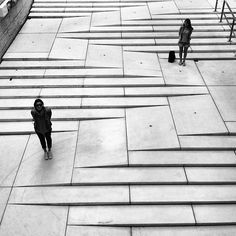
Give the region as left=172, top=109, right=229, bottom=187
left=0, top=0, right=236, bottom=234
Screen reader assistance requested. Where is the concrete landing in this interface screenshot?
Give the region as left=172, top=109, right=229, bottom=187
left=0, top=0, right=236, bottom=235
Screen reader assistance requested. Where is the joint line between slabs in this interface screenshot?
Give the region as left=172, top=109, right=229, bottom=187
left=0, top=134, right=31, bottom=225
left=191, top=204, right=197, bottom=225
left=70, top=121, right=81, bottom=184
left=63, top=206, right=70, bottom=236
left=194, top=60, right=230, bottom=134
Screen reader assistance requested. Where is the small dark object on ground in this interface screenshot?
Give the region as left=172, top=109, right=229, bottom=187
left=168, top=51, right=176, bottom=63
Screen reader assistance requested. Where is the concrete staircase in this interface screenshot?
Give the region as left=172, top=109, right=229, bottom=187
left=0, top=0, right=236, bottom=235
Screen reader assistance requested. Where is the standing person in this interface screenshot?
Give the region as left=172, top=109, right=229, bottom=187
left=178, top=19, right=193, bottom=66
left=31, top=99, right=52, bottom=160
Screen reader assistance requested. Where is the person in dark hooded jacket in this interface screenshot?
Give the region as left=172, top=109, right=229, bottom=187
left=31, top=98, right=52, bottom=160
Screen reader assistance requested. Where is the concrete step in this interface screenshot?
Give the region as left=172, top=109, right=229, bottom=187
left=0, top=77, right=164, bottom=88
left=8, top=185, right=236, bottom=205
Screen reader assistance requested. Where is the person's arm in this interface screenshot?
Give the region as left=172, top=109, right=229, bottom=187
left=47, top=108, right=52, bottom=120
left=179, top=26, right=183, bottom=37
left=31, top=110, right=35, bottom=120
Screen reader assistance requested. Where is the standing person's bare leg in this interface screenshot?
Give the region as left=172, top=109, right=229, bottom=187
left=179, top=46, right=183, bottom=65
left=182, top=47, right=188, bottom=66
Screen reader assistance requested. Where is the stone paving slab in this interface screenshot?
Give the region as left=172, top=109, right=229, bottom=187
left=169, top=95, right=227, bottom=135
left=90, top=26, right=153, bottom=32
left=0, top=60, right=85, bottom=69
left=82, top=97, right=168, bottom=108
left=90, top=39, right=155, bottom=46
left=85, top=45, right=122, bottom=68
left=44, top=68, right=124, bottom=77
left=3, top=52, right=49, bottom=60
left=53, top=108, right=125, bottom=120
left=75, top=119, right=127, bottom=167
left=179, top=136, right=236, bottom=150
left=20, top=18, right=62, bottom=33
left=0, top=108, right=125, bottom=121
left=59, top=16, right=91, bottom=32
left=29, top=12, right=91, bottom=18
left=0, top=135, right=29, bottom=186
left=0, top=98, right=82, bottom=109
left=0, top=188, right=11, bottom=222
left=67, top=226, right=130, bottom=236
left=7, top=34, right=56, bottom=53
left=193, top=204, right=236, bottom=225
left=72, top=167, right=186, bottom=184
left=125, top=86, right=208, bottom=97
left=49, top=38, right=88, bottom=60
left=226, top=122, right=236, bottom=134
left=58, top=32, right=121, bottom=39
left=148, top=1, right=179, bottom=15
left=124, top=45, right=180, bottom=53
left=159, top=59, right=204, bottom=86
left=68, top=205, right=194, bottom=226
left=0, top=70, right=45, bottom=78
left=0, top=121, right=81, bottom=134
left=132, top=226, right=236, bottom=236
left=91, top=11, right=120, bottom=26
left=181, top=52, right=236, bottom=60
left=185, top=167, right=236, bottom=184
left=171, top=0, right=212, bottom=9
left=129, top=150, right=236, bottom=166
left=0, top=78, right=84, bottom=88
left=0, top=205, right=68, bottom=236
left=209, top=86, right=236, bottom=121
left=130, top=185, right=236, bottom=204
left=123, top=51, right=161, bottom=77
left=126, top=106, right=179, bottom=150
left=121, top=6, right=151, bottom=20
left=40, top=87, right=124, bottom=97
left=9, top=186, right=129, bottom=205
left=197, top=61, right=236, bottom=85
left=14, top=132, right=77, bottom=186
left=0, top=88, right=40, bottom=98
left=84, top=77, right=165, bottom=87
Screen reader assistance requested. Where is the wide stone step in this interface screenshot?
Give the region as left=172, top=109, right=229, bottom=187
left=132, top=226, right=236, bottom=235
left=0, top=97, right=166, bottom=109
left=9, top=186, right=130, bottom=205
left=0, top=121, right=79, bottom=134
left=68, top=205, right=195, bottom=226
left=0, top=109, right=125, bottom=121
left=128, top=150, right=236, bottom=167
left=8, top=185, right=236, bottom=205
left=72, top=167, right=187, bottom=185
left=0, top=86, right=209, bottom=98
left=0, top=77, right=164, bottom=88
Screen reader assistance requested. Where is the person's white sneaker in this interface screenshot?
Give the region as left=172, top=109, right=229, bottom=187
left=47, top=150, right=53, bottom=159
left=44, top=151, right=49, bottom=160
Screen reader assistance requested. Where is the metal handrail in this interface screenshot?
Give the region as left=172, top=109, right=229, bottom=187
left=220, top=0, right=236, bottom=41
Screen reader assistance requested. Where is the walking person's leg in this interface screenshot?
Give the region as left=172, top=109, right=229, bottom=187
left=45, top=131, right=52, bottom=159
left=36, top=132, right=48, bottom=160
left=179, top=46, right=183, bottom=65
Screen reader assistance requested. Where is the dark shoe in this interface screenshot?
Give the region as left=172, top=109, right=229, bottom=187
left=179, top=61, right=183, bottom=65
left=182, top=61, right=186, bottom=66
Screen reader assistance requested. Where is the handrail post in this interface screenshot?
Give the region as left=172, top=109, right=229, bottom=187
left=228, top=18, right=235, bottom=42
left=220, top=0, right=226, bottom=22
left=214, top=0, right=218, bottom=11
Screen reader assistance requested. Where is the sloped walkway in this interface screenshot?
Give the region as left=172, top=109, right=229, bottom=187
left=0, top=0, right=236, bottom=235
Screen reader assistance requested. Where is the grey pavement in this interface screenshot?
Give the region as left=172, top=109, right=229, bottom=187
left=0, top=0, right=236, bottom=235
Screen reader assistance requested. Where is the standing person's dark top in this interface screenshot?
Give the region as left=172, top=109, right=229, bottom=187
left=31, top=98, right=52, bottom=160
left=178, top=19, right=193, bottom=66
